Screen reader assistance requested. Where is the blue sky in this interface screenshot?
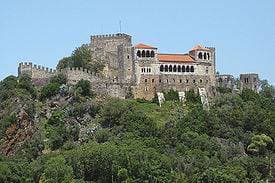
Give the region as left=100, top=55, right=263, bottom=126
left=1, top=0, right=274, bottom=84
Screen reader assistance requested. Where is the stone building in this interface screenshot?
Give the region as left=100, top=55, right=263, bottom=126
left=240, top=73, right=260, bottom=92
left=216, top=74, right=235, bottom=91
left=17, top=33, right=260, bottom=101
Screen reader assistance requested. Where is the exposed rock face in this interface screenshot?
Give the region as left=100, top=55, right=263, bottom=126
left=0, top=106, right=35, bottom=156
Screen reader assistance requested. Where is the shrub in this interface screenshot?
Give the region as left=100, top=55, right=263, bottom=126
left=164, top=89, right=179, bottom=101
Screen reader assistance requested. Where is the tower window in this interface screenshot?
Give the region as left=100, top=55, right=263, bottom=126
left=198, top=52, right=203, bottom=59
left=160, top=65, right=164, bottom=72
left=200, top=79, right=203, bottom=83
left=182, top=65, right=185, bottom=72
left=178, top=65, right=181, bottom=72
left=186, top=66, right=190, bottom=72
left=159, top=79, right=162, bottom=83
left=127, top=55, right=130, bottom=59
left=186, top=79, right=189, bottom=83
left=165, top=65, right=168, bottom=72
left=204, top=52, right=207, bottom=60
left=180, top=79, right=182, bottom=83
left=152, top=79, right=154, bottom=83
left=137, top=50, right=141, bottom=57
left=145, top=79, right=147, bottom=83
left=169, top=65, right=172, bottom=72
left=173, top=65, right=177, bottom=72
left=151, top=51, right=155, bottom=57
left=190, top=66, right=194, bottom=72
left=146, top=50, right=150, bottom=57
left=142, top=50, right=145, bottom=57
left=193, top=79, right=196, bottom=83
left=207, top=53, right=210, bottom=60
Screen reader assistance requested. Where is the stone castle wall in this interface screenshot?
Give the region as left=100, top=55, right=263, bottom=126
left=18, top=62, right=128, bottom=98
left=134, top=74, right=212, bottom=100
left=18, top=62, right=56, bottom=85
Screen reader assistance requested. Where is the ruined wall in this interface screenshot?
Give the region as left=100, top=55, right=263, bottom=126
left=216, top=74, right=235, bottom=90
left=240, top=73, right=259, bottom=92
left=18, top=62, right=56, bottom=85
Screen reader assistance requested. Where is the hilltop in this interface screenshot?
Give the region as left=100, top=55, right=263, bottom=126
left=0, top=72, right=274, bottom=182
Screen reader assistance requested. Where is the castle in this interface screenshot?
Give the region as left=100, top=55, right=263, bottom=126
left=18, top=33, right=260, bottom=103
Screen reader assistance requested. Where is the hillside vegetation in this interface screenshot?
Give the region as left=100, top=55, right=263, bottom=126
left=0, top=73, right=274, bottom=182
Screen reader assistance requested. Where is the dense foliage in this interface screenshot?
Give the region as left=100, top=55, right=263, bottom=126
left=0, top=74, right=274, bottom=182
left=57, top=45, right=105, bottom=73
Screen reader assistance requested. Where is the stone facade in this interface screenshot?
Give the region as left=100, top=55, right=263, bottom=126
left=216, top=74, right=235, bottom=90
left=240, top=73, right=260, bottom=92
left=17, top=33, right=260, bottom=100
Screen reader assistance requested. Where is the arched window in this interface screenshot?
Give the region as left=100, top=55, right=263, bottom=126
left=207, top=53, right=210, bottom=60
left=204, top=52, right=207, bottom=60
left=182, top=65, right=185, bottom=72
left=190, top=66, right=194, bottom=72
left=160, top=65, right=164, bottom=72
left=169, top=65, right=172, bottom=72
left=151, top=51, right=155, bottom=57
left=177, top=65, right=181, bottom=72
left=198, top=52, right=203, bottom=59
left=165, top=65, right=168, bottom=72
left=173, top=65, right=177, bottom=72
left=137, top=50, right=141, bottom=57
left=141, top=50, right=145, bottom=57
left=186, top=66, right=190, bottom=72
left=146, top=50, right=150, bottom=57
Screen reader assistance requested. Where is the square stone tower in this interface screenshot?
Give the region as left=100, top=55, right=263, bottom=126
left=240, top=73, right=260, bottom=92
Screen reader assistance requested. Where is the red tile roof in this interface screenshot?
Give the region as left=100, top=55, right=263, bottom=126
left=135, top=43, right=157, bottom=49
left=158, top=54, right=194, bottom=63
left=190, top=44, right=210, bottom=51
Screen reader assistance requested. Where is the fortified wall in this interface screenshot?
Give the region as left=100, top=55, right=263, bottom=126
left=18, top=62, right=56, bottom=85
left=18, top=62, right=129, bottom=99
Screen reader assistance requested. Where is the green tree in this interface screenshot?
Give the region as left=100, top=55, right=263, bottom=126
left=164, top=89, right=179, bottom=101
left=41, top=156, right=73, bottom=183
left=247, top=134, right=273, bottom=156
left=75, top=79, right=92, bottom=97
left=57, top=45, right=105, bottom=73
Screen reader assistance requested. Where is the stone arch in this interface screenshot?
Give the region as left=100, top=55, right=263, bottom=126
left=146, top=50, right=150, bottom=57
left=141, top=50, right=145, bottom=57
left=173, top=65, right=177, bottom=72
left=169, top=65, right=172, bottom=72
left=198, top=52, right=203, bottom=59
left=137, top=50, right=141, bottom=57
left=151, top=50, right=155, bottom=57
left=204, top=52, right=207, bottom=60
left=165, top=65, right=168, bottom=72
left=186, top=66, right=190, bottom=72
left=177, top=65, right=181, bottom=72
left=160, top=65, right=164, bottom=72
left=207, top=53, right=210, bottom=60
left=190, top=66, right=194, bottom=72
left=182, top=65, right=185, bottom=72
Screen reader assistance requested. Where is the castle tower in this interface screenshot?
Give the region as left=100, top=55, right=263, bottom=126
left=189, top=45, right=216, bottom=86
left=240, top=73, right=260, bottom=92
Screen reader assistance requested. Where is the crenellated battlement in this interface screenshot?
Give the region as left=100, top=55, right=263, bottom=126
left=18, top=62, right=56, bottom=74
left=91, top=33, right=131, bottom=40
left=59, top=67, right=104, bottom=79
